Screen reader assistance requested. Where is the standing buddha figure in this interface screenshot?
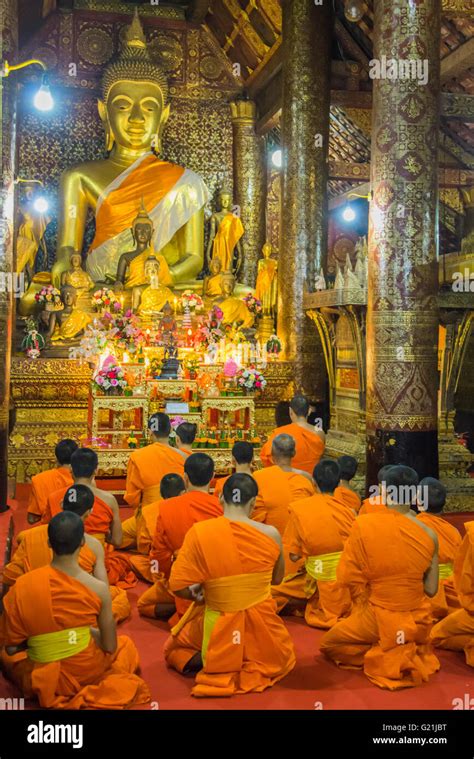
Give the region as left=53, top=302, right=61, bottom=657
left=206, top=187, right=244, bottom=275
left=255, top=242, right=278, bottom=316
left=52, top=9, right=209, bottom=288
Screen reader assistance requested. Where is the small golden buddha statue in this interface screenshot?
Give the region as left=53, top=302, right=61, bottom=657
left=60, top=249, right=95, bottom=309
left=255, top=242, right=278, bottom=316
left=51, top=9, right=209, bottom=288
left=206, top=187, right=244, bottom=275
left=115, top=201, right=173, bottom=291
left=203, top=257, right=223, bottom=302
left=134, top=256, right=174, bottom=316
left=216, top=272, right=254, bottom=329
left=46, top=285, right=92, bottom=343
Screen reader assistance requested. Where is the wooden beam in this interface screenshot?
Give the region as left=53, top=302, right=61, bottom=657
left=329, top=183, right=371, bottom=210
left=441, top=38, right=474, bottom=83
left=186, top=1, right=211, bottom=23
left=442, top=0, right=474, bottom=16
left=441, top=93, right=474, bottom=122
left=246, top=39, right=282, bottom=98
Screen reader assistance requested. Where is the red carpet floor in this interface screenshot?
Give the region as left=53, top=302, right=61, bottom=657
left=1, top=497, right=473, bottom=710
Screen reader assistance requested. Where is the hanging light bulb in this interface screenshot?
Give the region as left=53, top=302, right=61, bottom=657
left=271, top=149, right=282, bottom=169
left=33, top=196, right=48, bottom=214
left=344, top=0, right=367, bottom=23
left=342, top=203, right=356, bottom=222
left=33, top=74, right=54, bottom=111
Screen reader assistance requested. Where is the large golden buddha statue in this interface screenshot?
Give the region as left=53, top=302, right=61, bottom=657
left=52, top=9, right=209, bottom=288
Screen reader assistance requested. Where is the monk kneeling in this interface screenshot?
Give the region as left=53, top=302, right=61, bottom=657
left=1, top=512, right=150, bottom=709
left=164, top=473, right=296, bottom=696
left=320, top=465, right=440, bottom=690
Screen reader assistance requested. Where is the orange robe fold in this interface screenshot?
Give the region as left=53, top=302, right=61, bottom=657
left=260, top=423, right=324, bottom=475
left=431, top=521, right=474, bottom=666
left=1, top=566, right=149, bottom=709
left=334, top=485, right=361, bottom=514
left=121, top=502, right=160, bottom=583
left=273, top=494, right=355, bottom=628
left=211, top=213, right=244, bottom=272
left=125, top=443, right=188, bottom=508
left=44, top=488, right=113, bottom=540
left=27, top=467, right=73, bottom=519
left=417, top=512, right=461, bottom=619
left=138, top=491, right=222, bottom=621
left=164, top=517, right=296, bottom=696
left=2, top=525, right=130, bottom=624
left=252, top=466, right=315, bottom=536
left=359, top=493, right=386, bottom=515
left=320, top=512, right=440, bottom=690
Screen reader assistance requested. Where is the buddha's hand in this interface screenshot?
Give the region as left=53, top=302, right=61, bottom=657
left=114, top=280, right=124, bottom=291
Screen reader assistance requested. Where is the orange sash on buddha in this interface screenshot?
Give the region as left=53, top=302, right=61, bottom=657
left=165, top=516, right=295, bottom=696
left=260, top=422, right=324, bottom=475
left=1, top=566, right=149, bottom=709
left=212, top=213, right=244, bottom=272
left=125, top=442, right=188, bottom=508
left=27, top=467, right=73, bottom=519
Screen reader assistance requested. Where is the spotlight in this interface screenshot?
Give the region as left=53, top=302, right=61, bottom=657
left=344, top=0, right=367, bottom=23
left=271, top=149, right=282, bottom=169
left=342, top=203, right=356, bottom=222
left=33, top=196, right=49, bottom=214
left=33, top=74, right=54, bottom=111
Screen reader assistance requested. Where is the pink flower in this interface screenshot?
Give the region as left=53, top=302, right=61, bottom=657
left=110, top=378, right=118, bottom=386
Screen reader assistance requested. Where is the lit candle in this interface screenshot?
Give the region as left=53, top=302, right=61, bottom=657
left=146, top=328, right=151, bottom=345
left=120, top=295, right=124, bottom=311
left=123, top=351, right=130, bottom=364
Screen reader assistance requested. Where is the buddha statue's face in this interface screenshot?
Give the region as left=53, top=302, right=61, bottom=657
left=106, top=80, right=165, bottom=151
left=219, top=193, right=232, bottom=211
left=62, top=289, right=76, bottom=307
left=222, top=276, right=235, bottom=297
left=262, top=243, right=272, bottom=259
left=144, top=259, right=160, bottom=281
left=134, top=221, right=153, bottom=245
left=210, top=258, right=222, bottom=276
left=70, top=253, right=82, bottom=269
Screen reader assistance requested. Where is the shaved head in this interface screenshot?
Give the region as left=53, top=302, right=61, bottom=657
left=272, top=433, right=296, bottom=461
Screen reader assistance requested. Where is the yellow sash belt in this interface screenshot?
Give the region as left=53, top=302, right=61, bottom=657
left=196, top=571, right=272, bottom=665
left=28, top=626, right=91, bottom=663
left=305, top=551, right=342, bottom=582
left=439, top=562, right=454, bottom=580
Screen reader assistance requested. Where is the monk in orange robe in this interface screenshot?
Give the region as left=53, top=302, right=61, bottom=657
left=213, top=440, right=254, bottom=500
left=431, top=519, right=474, bottom=665
left=27, top=439, right=78, bottom=524
left=253, top=433, right=314, bottom=537
left=260, top=395, right=325, bottom=475
left=124, top=474, right=185, bottom=582
left=417, top=477, right=462, bottom=620
left=1, top=512, right=150, bottom=709
left=359, top=465, right=393, bottom=515
left=124, top=412, right=188, bottom=509
left=273, top=459, right=355, bottom=628
left=321, top=465, right=440, bottom=690
left=4, top=485, right=130, bottom=623
left=138, top=453, right=222, bottom=622
left=164, top=473, right=296, bottom=696
left=334, top=455, right=361, bottom=514
left=43, top=448, right=122, bottom=548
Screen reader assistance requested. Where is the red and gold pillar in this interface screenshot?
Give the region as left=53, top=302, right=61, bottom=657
left=0, top=0, right=18, bottom=509
left=366, top=0, right=441, bottom=484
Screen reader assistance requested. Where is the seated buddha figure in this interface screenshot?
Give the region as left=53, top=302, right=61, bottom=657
left=115, top=201, right=173, bottom=291
left=46, top=285, right=92, bottom=343
left=51, top=9, right=209, bottom=289
left=134, top=256, right=174, bottom=316
left=216, top=271, right=254, bottom=329
left=203, top=257, right=223, bottom=303
left=60, top=249, right=95, bottom=310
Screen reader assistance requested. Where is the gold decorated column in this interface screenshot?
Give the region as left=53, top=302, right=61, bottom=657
left=278, top=0, right=332, bottom=385
left=0, top=0, right=17, bottom=510
left=461, top=186, right=474, bottom=253
left=366, top=0, right=441, bottom=485
left=230, top=98, right=266, bottom=287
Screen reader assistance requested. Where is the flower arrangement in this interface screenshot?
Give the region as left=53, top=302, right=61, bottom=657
left=21, top=318, right=45, bottom=359
left=236, top=366, right=267, bottom=393
left=180, top=290, right=204, bottom=314
left=223, top=357, right=239, bottom=379
left=243, top=294, right=263, bottom=315
left=149, top=357, right=163, bottom=378
left=266, top=334, right=282, bottom=356
left=35, top=285, right=62, bottom=310
left=93, top=355, right=128, bottom=394
left=196, top=306, right=225, bottom=349
left=184, top=353, right=200, bottom=378
left=101, top=309, right=144, bottom=355
left=69, top=321, right=110, bottom=366
left=91, top=288, right=121, bottom=312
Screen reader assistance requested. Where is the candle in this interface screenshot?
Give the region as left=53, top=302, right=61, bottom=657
left=123, top=351, right=130, bottom=364
left=120, top=295, right=124, bottom=311
left=145, top=328, right=151, bottom=345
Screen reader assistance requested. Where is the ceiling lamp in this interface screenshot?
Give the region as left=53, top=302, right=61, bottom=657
left=344, top=0, right=367, bottom=23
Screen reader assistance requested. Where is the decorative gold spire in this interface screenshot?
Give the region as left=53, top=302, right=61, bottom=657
left=132, top=198, right=153, bottom=229
left=101, top=9, right=168, bottom=104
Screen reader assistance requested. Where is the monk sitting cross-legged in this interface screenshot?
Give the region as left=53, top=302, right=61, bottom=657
left=213, top=441, right=254, bottom=501
left=320, top=465, right=440, bottom=690
left=260, top=395, right=325, bottom=475
left=417, top=477, right=462, bottom=621
left=27, top=439, right=78, bottom=524
left=124, top=412, right=188, bottom=510
left=137, top=453, right=222, bottom=623
left=430, top=519, right=474, bottom=666
left=124, top=474, right=185, bottom=583
left=4, top=486, right=130, bottom=623
left=1, top=512, right=150, bottom=709
left=334, top=455, right=361, bottom=514
left=43, top=448, right=122, bottom=548
left=272, top=459, right=355, bottom=629
left=164, top=473, right=296, bottom=696
left=359, top=465, right=393, bottom=515
left=253, top=433, right=315, bottom=538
